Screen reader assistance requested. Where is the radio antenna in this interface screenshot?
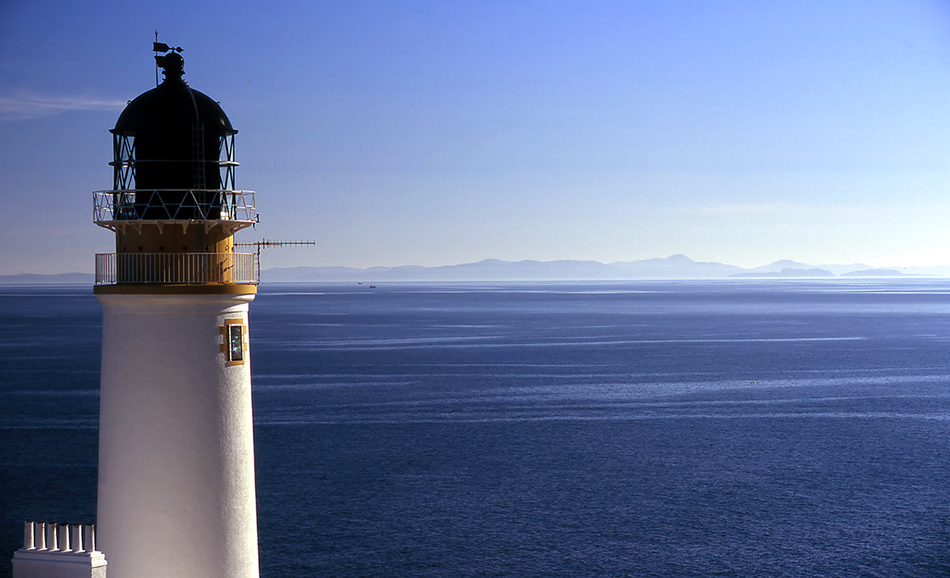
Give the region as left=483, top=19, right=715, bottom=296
left=234, top=239, right=316, bottom=282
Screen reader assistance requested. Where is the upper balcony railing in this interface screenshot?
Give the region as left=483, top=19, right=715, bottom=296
left=93, top=189, right=257, bottom=226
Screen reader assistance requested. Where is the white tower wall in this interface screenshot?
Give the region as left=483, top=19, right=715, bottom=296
left=96, top=293, right=259, bottom=578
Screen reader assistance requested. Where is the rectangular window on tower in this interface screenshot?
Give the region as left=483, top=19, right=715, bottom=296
left=220, top=318, right=247, bottom=366
left=228, top=324, right=244, bottom=363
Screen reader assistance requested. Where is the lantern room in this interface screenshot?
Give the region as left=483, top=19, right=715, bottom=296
left=94, top=47, right=258, bottom=289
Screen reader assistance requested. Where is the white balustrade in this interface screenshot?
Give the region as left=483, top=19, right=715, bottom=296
left=13, top=522, right=106, bottom=578
left=19, top=522, right=99, bottom=553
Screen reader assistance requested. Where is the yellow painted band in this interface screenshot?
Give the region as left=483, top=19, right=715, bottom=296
left=95, top=284, right=258, bottom=296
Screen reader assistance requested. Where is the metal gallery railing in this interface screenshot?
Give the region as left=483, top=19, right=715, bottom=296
left=93, top=189, right=257, bottom=223
left=95, top=253, right=258, bottom=285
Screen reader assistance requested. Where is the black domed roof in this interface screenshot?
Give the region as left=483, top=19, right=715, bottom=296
left=112, top=57, right=235, bottom=137
left=110, top=53, right=237, bottom=193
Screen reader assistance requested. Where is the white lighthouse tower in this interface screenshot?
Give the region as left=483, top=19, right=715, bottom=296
left=91, top=47, right=260, bottom=578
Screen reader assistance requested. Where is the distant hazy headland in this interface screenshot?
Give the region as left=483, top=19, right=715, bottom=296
left=4, top=255, right=949, bottom=285
left=260, top=255, right=950, bottom=283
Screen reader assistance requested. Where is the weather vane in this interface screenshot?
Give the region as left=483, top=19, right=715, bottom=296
left=152, top=32, right=183, bottom=86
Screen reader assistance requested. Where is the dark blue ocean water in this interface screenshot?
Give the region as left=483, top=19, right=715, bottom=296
left=3, top=281, right=950, bottom=577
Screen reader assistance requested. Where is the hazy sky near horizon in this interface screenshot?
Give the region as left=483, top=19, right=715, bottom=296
left=2, top=0, right=950, bottom=274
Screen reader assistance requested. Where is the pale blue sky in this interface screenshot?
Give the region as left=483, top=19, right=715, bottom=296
left=2, top=0, right=950, bottom=274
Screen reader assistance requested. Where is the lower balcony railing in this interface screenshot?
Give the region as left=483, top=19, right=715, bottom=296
left=95, top=253, right=258, bottom=285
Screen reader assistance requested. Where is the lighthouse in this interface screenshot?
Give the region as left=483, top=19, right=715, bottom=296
left=91, top=47, right=260, bottom=578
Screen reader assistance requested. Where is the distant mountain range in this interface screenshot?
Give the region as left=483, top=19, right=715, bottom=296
left=4, top=255, right=950, bottom=284
left=260, top=255, right=950, bottom=282
left=0, top=273, right=97, bottom=285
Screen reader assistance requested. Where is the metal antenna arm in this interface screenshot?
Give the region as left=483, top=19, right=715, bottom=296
left=234, top=239, right=316, bottom=282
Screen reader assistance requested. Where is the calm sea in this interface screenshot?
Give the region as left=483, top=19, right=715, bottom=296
left=2, top=280, right=950, bottom=577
